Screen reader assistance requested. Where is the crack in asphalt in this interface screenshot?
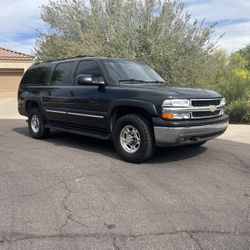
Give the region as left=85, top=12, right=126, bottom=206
left=59, top=180, right=88, bottom=234
left=0, top=230, right=249, bottom=245
left=246, top=203, right=250, bottom=222
left=0, top=171, right=114, bottom=236
left=0, top=169, right=114, bottom=203
left=59, top=181, right=72, bottom=234
left=186, top=232, right=203, bottom=250
left=1, top=163, right=249, bottom=248
left=112, top=236, right=120, bottom=250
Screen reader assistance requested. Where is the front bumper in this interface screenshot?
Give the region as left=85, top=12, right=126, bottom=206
left=154, top=119, right=228, bottom=147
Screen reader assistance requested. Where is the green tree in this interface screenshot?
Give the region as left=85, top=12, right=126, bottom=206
left=238, top=44, right=250, bottom=71
left=36, top=0, right=222, bottom=87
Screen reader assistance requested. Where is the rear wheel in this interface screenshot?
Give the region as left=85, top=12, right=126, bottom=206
left=28, top=108, right=50, bottom=139
left=113, top=114, right=155, bottom=163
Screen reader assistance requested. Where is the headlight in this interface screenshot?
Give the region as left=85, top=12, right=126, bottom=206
left=162, top=99, right=190, bottom=107
left=162, top=99, right=191, bottom=120
left=220, top=98, right=226, bottom=106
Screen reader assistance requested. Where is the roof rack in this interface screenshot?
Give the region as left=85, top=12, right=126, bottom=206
left=34, top=55, right=94, bottom=64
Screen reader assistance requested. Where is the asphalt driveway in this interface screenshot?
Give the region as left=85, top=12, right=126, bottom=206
left=0, top=119, right=249, bottom=249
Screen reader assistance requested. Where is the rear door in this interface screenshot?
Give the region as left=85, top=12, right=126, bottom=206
left=42, top=61, right=75, bottom=123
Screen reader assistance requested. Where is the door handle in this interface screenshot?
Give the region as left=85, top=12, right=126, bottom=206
left=69, top=90, right=75, bottom=96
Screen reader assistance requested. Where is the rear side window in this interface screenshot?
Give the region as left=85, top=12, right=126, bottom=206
left=21, top=67, right=50, bottom=85
left=51, top=62, right=74, bottom=86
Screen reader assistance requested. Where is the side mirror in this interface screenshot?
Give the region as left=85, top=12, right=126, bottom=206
left=77, top=74, right=105, bottom=86
left=77, top=74, right=93, bottom=85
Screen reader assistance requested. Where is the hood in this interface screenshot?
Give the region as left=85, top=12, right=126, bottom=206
left=120, top=83, right=221, bottom=99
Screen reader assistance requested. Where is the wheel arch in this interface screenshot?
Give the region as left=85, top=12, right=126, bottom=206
left=109, top=100, right=158, bottom=132
left=24, top=98, right=43, bottom=115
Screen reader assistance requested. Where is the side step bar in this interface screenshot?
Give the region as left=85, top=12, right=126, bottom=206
left=45, top=122, right=112, bottom=141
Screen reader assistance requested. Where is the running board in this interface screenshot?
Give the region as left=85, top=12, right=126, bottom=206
left=45, top=122, right=112, bottom=141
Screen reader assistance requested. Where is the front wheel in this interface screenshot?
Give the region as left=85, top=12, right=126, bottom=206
left=28, top=109, right=50, bottom=139
left=113, top=114, right=155, bottom=163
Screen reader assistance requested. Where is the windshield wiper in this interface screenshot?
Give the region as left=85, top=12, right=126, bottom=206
left=119, top=79, right=147, bottom=83
left=119, top=79, right=166, bottom=84
left=144, top=80, right=167, bottom=84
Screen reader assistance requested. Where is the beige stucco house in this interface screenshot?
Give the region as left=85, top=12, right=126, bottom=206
left=0, top=47, right=33, bottom=97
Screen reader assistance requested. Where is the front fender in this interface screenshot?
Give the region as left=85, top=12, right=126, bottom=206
left=108, top=99, right=158, bottom=119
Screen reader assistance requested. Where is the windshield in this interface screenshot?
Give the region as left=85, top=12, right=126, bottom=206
left=104, top=60, right=165, bottom=84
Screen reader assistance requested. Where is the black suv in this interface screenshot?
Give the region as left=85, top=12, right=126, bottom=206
left=18, top=56, right=228, bottom=163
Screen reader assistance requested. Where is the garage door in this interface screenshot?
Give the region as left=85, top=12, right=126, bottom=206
left=0, top=70, right=24, bottom=97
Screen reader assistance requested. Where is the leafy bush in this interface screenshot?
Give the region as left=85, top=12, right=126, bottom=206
left=215, top=52, right=250, bottom=123
left=216, top=72, right=250, bottom=104
left=227, top=99, right=250, bottom=123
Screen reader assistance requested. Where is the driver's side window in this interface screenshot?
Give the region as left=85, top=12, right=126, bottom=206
left=75, top=60, right=104, bottom=84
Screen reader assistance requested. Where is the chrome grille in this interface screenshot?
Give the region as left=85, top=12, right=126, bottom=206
left=161, top=98, right=225, bottom=120
left=190, top=98, right=223, bottom=119
left=192, top=99, right=221, bottom=107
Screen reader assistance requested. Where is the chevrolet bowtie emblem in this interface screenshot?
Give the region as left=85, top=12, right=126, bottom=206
left=209, top=105, right=217, bottom=112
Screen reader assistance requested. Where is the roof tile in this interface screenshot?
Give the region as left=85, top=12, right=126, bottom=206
left=0, top=47, right=33, bottom=59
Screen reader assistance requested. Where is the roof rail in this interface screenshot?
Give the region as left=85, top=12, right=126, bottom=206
left=34, top=55, right=95, bottom=64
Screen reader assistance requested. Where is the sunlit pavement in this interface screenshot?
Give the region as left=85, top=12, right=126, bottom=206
left=219, top=124, right=250, bottom=144
left=0, top=98, right=24, bottom=120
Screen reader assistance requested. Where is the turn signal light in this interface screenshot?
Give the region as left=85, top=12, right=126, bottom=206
left=162, top=113, right=174, bottom=119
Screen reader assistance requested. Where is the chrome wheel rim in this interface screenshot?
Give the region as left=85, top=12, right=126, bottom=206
left=120, top=125, right=141, bottom=153
left=31, top=115, right=40, bottom=133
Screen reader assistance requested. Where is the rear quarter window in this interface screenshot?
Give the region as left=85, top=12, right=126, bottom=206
left=21, top=66, right=50, bottom=85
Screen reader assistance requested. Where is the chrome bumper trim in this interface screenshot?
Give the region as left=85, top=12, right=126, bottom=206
left=154, top=121, right=228, bottom=146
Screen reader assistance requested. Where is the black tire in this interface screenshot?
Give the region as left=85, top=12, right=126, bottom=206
left=113, top=114, right=155, bottom=163
left=28, top=108, right=50, bottom=139
left=188, top=141, right=207, bottom=147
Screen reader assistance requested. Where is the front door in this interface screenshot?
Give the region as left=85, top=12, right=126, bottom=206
left=67, top=60, right=110, bottom=130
